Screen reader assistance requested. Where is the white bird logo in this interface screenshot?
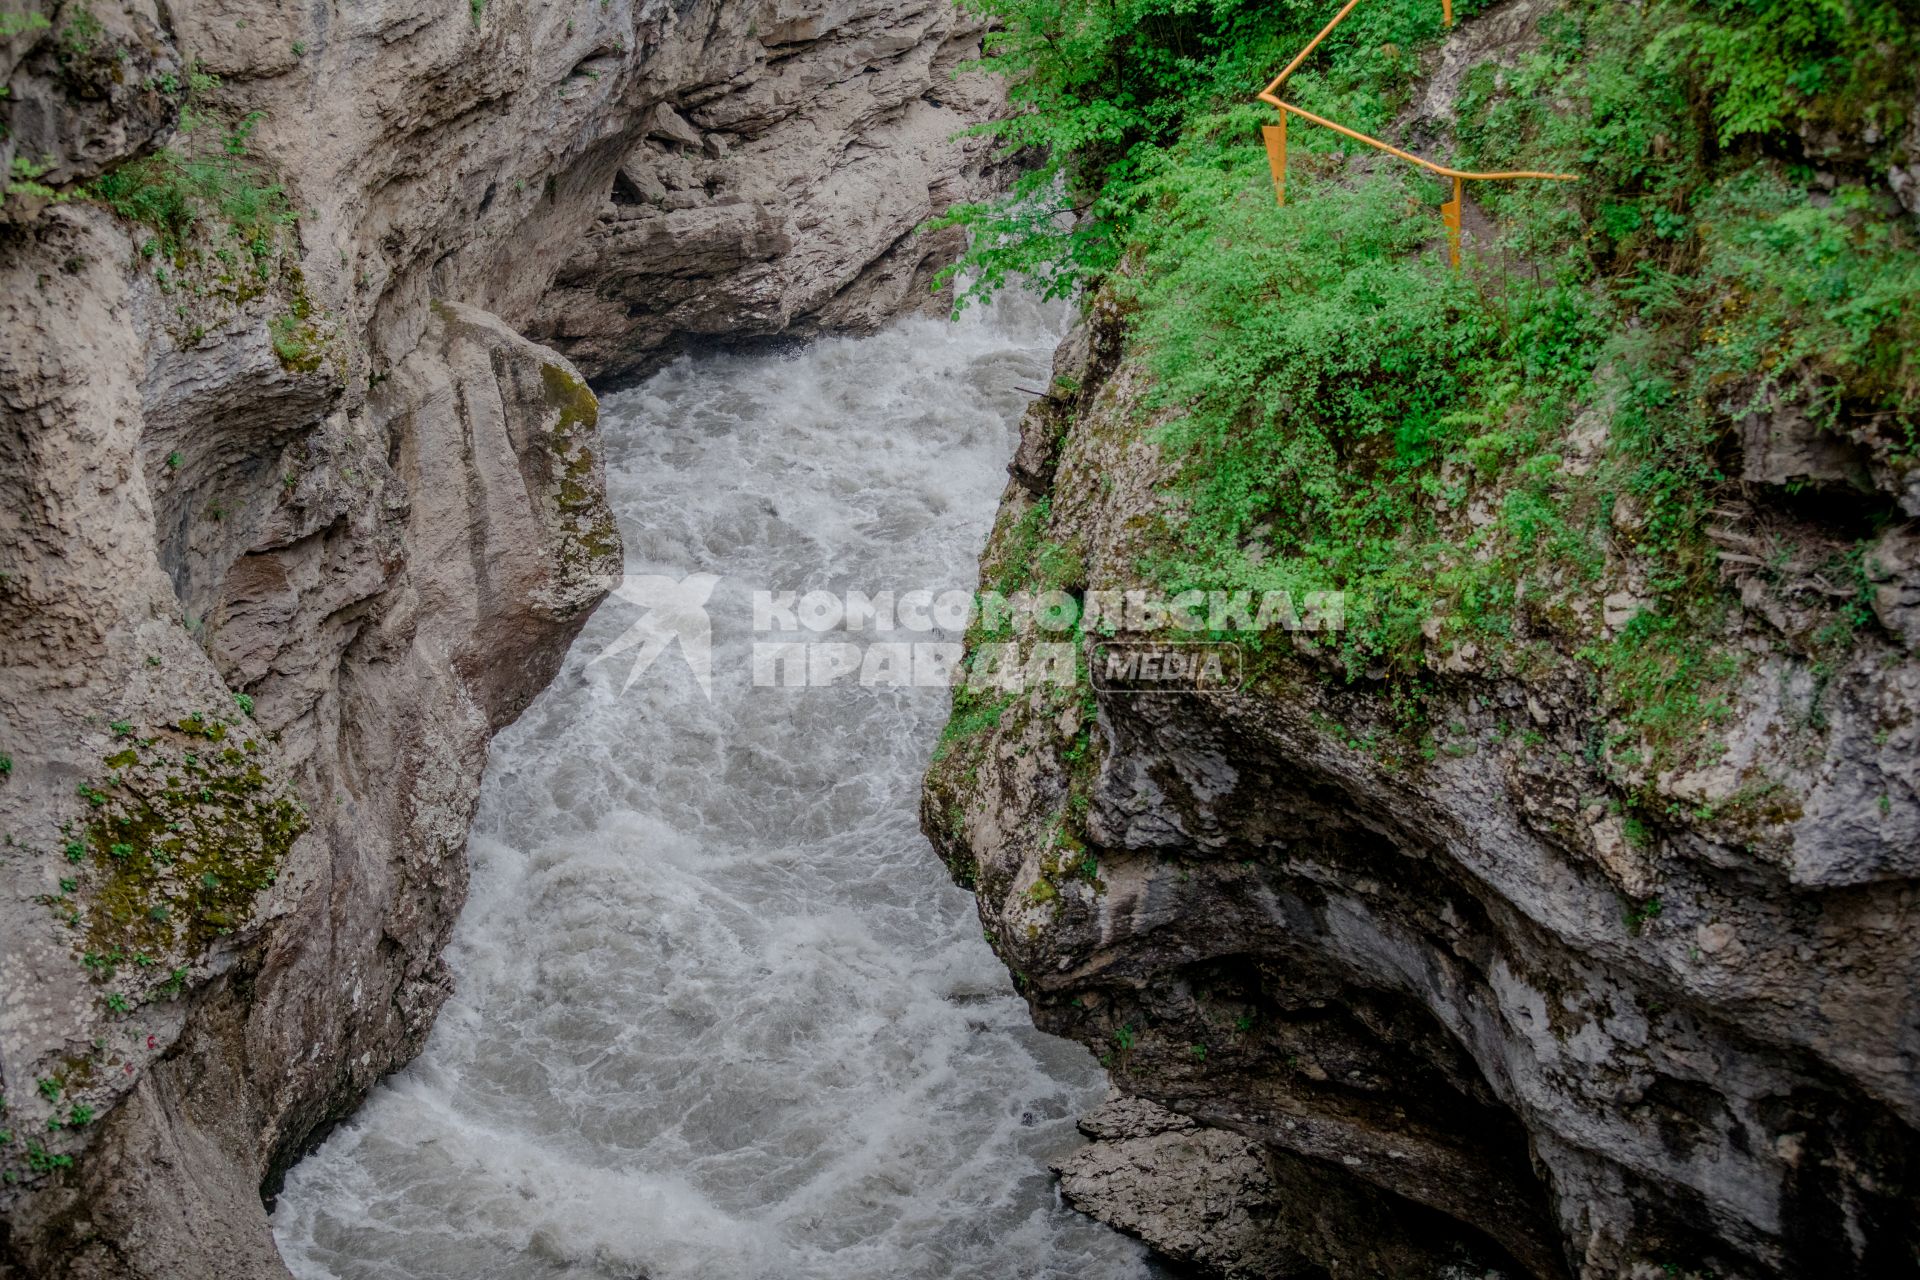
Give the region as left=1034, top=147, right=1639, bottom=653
left=590, top=573, right=722, bottom=699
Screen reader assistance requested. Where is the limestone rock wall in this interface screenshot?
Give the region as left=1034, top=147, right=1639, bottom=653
left=924, top=294, right=1920, bottom=1279
left=0, top=1, right=1001, bottom=1274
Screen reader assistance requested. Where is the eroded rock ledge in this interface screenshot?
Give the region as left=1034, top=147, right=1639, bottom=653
left=0, top=1, right=1001, bottom=1274
left=924, top=295, right=1920, bottom=1279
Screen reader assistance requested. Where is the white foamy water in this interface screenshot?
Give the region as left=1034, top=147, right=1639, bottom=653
left=271, top=295, right=1154, bottom=1280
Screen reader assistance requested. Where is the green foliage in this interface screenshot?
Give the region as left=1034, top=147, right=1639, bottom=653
left=1691, top=178, right=1920, bottom=422
left=0, top=11, right=53, bottom=39
left=933, top=687, right=1016, bottom=763
left=24, top=1144, right=72, bottom=1173
left=57, top=4, right=101, bottom=57
left=7, top=154, right=68, bottom=204
left=939, top=0, right=1918, bottom=769
left=1129, top=159, right=1568, bottom=664
left=88, top=110, right=297, bottom=267
left=1594, top=609, right=1738, bottom=755
left=1623, top=894, right=1665, bottom=935
left=1643, top=0, right=1915, bottom=146
left=0, top=753, right=10, bottom=777
left=268, top=311, right=320, bottom=370
left=934, top=0, right=1458, bottom=304
left=987, top=496, right=1055, bottom=598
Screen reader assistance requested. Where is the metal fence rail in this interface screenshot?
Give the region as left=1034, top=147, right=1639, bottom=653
left=1256, top=0, right=1576, bottom=264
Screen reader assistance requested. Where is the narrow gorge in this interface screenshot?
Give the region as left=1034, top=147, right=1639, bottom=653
left=3, top=1, right=1917, bottom=1279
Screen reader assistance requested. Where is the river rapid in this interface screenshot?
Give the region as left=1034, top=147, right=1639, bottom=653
left=271, top=294, right=1154, bottom=1280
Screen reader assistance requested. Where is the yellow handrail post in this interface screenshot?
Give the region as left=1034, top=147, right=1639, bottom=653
left=1263, top=114, right=1288, bottom=206
left=1255, top=0, right=1576, bottom=265
left=1442, top=175, right=1463, bottom=267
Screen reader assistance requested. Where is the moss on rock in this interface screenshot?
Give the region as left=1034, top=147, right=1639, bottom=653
left=58, top=713, right=306, bottom=982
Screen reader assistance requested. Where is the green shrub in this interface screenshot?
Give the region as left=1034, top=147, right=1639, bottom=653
left=934, top=0, right=1919, bottom=763
left=88, top=111, right=297, bottom=267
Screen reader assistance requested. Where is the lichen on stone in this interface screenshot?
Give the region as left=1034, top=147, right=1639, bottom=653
left=59, top=714, right=306, bottom=978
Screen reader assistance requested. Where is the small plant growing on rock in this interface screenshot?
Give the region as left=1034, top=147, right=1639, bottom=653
left=24, top=1144, right=72, bottom=1173
left=268, top=312, right=310, bottom=366
left=1623, top=896, right=1665, bottom=936
left=56, top=2, right=102, bottom=55
left=89, top=108, right=296, bottom=268
left=0, top=12, right=50, bottom=39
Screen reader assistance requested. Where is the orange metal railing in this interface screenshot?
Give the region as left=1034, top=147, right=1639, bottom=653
left=1256, top=0, right=1576, bottom=265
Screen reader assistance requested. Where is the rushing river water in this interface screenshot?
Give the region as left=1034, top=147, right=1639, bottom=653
left=272, top=295, right=1154, bottom=1279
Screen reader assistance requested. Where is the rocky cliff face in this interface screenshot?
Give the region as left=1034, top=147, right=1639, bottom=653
left=925, top=288, right=1920, bottom=1277
left=0, top=1, right=999, bottom=1274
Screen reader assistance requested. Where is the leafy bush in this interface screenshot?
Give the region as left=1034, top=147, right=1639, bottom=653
left=933, top=0, right=1464, bottom=303
left=937, top=0, right=1919, bottom=760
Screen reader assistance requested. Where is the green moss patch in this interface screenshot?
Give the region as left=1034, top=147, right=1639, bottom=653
left=58, top=714, right=306, bottom=977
